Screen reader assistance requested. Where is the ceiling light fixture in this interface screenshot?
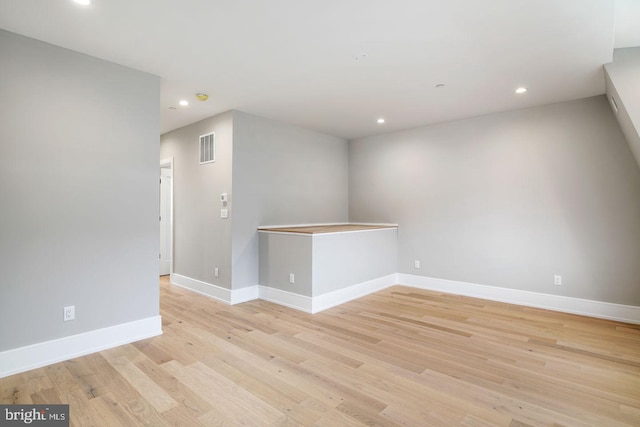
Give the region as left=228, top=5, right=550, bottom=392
left=377, top=118, right=385, bottom=124
left=196, top=93, right=209, bottom=102
left=73, top=0, right=91, bottom=5
left=515, top=87, right=528, bottom=94
left=179, top=100, right=189, bottom=106
left=435, top=83, right=445, bottom=88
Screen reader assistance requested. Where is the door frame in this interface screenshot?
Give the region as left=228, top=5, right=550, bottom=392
left=160, top=157, right=174, bottom=277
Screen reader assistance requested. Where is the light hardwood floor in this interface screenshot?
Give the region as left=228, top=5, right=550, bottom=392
left=2, top=276, right=639, bottom=426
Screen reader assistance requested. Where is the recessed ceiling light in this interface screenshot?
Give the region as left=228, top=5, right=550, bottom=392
left=168, top=107, right=177, bottom=110
left=377, top=118, right=385, bottom=124
left=73, top=0, right=91, bottom=5
left=179, top=100, right=189, bottom=106
left=515, top=87, right=528, bottom=94
left=196, top=93, right=209, bottom=102
left=435, top=83, right=446, bottom=88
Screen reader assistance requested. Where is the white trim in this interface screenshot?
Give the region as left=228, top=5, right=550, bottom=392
left=312, top=274, right=398, bottom=313
left=172, top=272, right=640, bottom=323
left=170, top=274, right=259, bottom=305
left=171, top=273, right=232, bottom=303
left=258, top=287, right=313, bottom=313
left=231, top=285, right=260, bottom=304
left=160, top=158, right=174, bottom=276
left=398, top=274, right=640, bottom=325
left=0, top=316, right=162, bottom=378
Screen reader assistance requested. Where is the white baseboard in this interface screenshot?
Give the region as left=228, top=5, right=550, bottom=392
left=0, top=316, right=162, bottom=379
left=312, top=274, right=398, bottom=313
left=398, top=274, right=640, bottom=324
left=171, top=274, right=259, bottom=305
left=259, top=286, right=313, bottom=313
left=257, top=274, right=397, bottom=314
left=172, top=272, right=640, bottom=324
left=171, top=273, right=232, bottom=304
left=231, top=285, right=260, bottom=304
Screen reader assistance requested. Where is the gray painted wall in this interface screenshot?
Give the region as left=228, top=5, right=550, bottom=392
left=160, top=112, right=234, bottom=288
left=259, top=233, right=313, bottom=296
left=0, top=30, right=160, bottom=351
left=312, top=229, right=397, bottom=296
left=349, top=96, right=640, bottom=306
left=231, top=111, right=349, bottom=289
left=605, top=47, right=640, bottom=168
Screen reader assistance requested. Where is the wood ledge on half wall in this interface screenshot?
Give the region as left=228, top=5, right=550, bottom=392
left=257, top=223, right=398, bottom=234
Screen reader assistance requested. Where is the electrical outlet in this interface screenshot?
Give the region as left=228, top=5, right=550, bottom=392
left=214, top=267, right=219, bottom=278
left=554, top=275, right=562, bottom=286
left=289, top=273, right=295, bottom=284
left=63, top=306, right=75, bottom=322
left=414, top=260, right=420, bottom=269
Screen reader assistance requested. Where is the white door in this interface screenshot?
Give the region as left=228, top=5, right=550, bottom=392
left=159, top=167, right=172, bottom=276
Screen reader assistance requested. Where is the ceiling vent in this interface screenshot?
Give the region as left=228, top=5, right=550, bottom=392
left=199, top=132, right=215, bottom=164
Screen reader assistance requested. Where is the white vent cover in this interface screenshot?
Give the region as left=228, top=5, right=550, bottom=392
left=199, top=132, right=215, bottom=164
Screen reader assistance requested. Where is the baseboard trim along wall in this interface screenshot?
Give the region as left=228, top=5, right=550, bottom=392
left=171, top=273, right=232, bottom=303
left=0, top=316, right=162, bottom=379
left=171, top=274, right=259, bottom=305
left=258, top=287, right=314, bottom=313
left=398, top=274, right=640, bottom=325
left=311, top=274, right=398, bottom=313
left=173, top=272, right=640, bottom=324
left=231, top=285, right=260, bottom=304
left=257, top=274, right=398, bottom=314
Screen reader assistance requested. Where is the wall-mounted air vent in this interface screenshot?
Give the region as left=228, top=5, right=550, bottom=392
left=199, top=132, right=215, bottom=164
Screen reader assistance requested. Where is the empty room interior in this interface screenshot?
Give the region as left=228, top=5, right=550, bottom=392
left=1, top=1, right=640, bottom=426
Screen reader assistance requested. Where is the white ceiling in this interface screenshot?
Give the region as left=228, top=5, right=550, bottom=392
left=0, top=0, right=638, bottom=139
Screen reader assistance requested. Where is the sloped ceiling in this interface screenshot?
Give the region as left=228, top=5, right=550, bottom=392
left=0, top=0, right=638, bottom=139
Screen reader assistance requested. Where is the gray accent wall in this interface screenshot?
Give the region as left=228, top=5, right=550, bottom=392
left=160, top=112, right=234, bottom=288
left=349, top=96, right=640, bottom=306
left=231, top=111, right=349, bottom=289
left=0, top=30, right=160, bottom=351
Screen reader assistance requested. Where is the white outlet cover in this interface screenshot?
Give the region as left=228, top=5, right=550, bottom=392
left=63, top=306, right=75, bottom=321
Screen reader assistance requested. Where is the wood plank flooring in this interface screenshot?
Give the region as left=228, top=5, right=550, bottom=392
left=2, top=276, right=639, bottom=426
